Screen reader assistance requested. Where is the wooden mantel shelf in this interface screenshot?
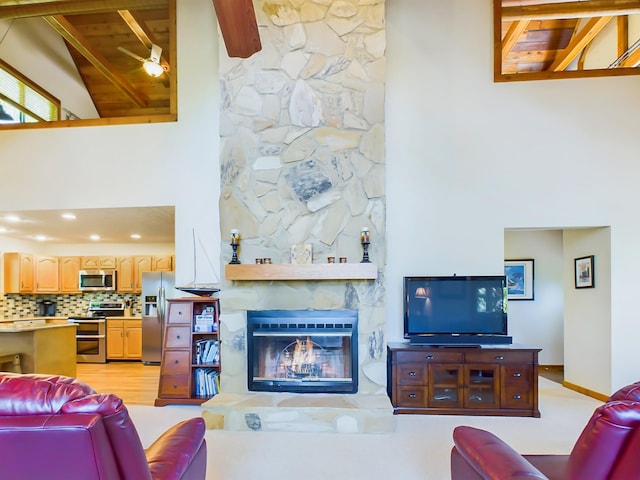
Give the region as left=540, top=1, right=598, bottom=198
left=225, top=263, right=378, bottom=281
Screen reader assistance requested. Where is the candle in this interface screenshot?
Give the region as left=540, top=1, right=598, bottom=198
left=360, top=227, right=370, bottom=243
left=230, top=229, right=239, bottom=245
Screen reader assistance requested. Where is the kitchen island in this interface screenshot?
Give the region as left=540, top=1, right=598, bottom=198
left=0, top=320, right=77, bottom=377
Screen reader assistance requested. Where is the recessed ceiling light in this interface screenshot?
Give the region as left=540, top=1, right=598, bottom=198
left=0, top=227, right=9, bottom=233
left=5, top=215, right=20, bottom=223
left=130, top=234, right=141, bottom=239
left=35, top=235, right=47, bottom=241
left=90, top=234, right=101, bottom=241
left=61, top=213, right=76, bottom=220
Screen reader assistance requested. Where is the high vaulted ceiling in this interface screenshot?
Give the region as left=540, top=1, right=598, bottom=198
left=499, top=0, right=640, bottom=79
left=0, top=0, right=261, bottom=121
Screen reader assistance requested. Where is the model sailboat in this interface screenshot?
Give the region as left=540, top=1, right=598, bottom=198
left=176, top=229, right=220, bottom=297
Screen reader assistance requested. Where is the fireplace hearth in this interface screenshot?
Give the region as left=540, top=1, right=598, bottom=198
left=247, top=310, right=358, bottom=394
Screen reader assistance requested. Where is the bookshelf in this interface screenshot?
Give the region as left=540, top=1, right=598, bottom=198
left=154, top=297, right=220, bottom=406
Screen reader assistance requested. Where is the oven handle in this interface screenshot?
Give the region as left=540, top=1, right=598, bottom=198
left=69, top=319, right=106, bottom=325
left=75, top=335, right=106, bottom=339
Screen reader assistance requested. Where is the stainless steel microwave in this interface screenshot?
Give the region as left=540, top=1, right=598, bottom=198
left=78, top=270, right=117, bottom=292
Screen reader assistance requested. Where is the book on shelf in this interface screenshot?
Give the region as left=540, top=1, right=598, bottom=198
left=194, top=367, right=220, bottom=398
left=194, top=338, right=219, bottom=365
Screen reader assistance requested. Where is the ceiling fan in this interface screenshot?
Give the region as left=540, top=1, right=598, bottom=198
left=117, top=43, right=168, bottom=78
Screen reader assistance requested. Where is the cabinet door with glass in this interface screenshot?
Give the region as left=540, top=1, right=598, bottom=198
left=464, top=364, right=500, bottom=409
left=428, top=364, right=463, bottom=408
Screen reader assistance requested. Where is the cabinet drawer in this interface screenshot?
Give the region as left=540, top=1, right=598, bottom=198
left=158, top=374, right=190, bottom=398
left=395, top=350, right=463, bottom=364
left=396, top=364, right=428, bottom=385
left=167, top=304, right=192, bottom=324
left=465, top=350, right=533, bottom=364
left=396, top=386, right=428, bottom=408
left=162, top=350, right=191, bottom=374
left=501, top=383, right=533, bottom=409
left=502, top=365, right=533, bottom=385
left=164, top=326, right=191, bottom=348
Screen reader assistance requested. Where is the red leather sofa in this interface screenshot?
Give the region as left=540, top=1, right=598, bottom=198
left=451, top=381, right=640, bottom=479
left=0, top=372, right=207, bottom=480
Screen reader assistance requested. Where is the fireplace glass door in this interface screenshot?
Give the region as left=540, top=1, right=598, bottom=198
left=247, top=310, right=358, bottom=394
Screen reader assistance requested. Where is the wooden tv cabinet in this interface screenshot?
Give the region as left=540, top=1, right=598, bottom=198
left=387, top=342, right=541, bottom=417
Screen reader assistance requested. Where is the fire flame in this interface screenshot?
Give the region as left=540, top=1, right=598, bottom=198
left=290, top=337, right=315, bottom=373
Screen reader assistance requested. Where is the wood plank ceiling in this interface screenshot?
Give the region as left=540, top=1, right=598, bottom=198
left=500, top=0, right=640, bottom=76
left=0, top=0, right=261, bottom=120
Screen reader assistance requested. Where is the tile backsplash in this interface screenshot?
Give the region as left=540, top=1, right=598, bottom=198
left=0, top=293, right=141, bottom=318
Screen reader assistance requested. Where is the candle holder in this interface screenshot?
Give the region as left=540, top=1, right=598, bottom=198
left=229, top=230, right=241, bottom=264
left=361, top=241, right=371, bottom=263
left=360, top=227, right=371, bottom=263
left=230, top=243, right=240, bottom=264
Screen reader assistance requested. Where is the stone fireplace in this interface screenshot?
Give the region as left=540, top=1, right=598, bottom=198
left=203, top=0, right=391, bottom=433
left=247, top=309, right=358, bottom=394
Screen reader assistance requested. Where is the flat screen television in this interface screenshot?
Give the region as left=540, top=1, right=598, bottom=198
left=403, top=275, right=511, bottom=345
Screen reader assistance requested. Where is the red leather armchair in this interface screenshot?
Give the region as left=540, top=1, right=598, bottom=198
left=0, top=372, right=207, bottom=480
left=451, top=382, right=640, bottom=479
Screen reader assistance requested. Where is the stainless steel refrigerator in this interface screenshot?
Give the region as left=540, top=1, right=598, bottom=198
left=141, top=271, right=181, bottom=365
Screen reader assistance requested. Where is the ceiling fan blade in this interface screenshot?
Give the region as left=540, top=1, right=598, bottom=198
left=212, top=0, right=262, bottom=58
left=149, top=44, right=162, bottom=63
left=117, top=46, right=145, bottom=63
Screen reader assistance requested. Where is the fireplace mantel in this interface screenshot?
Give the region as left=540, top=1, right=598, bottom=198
left=225, top=263, right=378, bottom=281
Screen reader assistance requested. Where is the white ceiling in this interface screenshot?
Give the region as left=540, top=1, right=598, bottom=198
left=0, top=206, right=174, bottom=244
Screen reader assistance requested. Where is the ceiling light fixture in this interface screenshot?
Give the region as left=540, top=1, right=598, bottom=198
left=143, top=60, right=164, bottom=78
left=4, top=215, right=20, bottom=223
left=90, top=234, right=100, bottom=241
left=61, top=213, right=76, bottom=220
left=130, top=234, right=141, bottom=239
left=35, top=235, right=47, bottom=241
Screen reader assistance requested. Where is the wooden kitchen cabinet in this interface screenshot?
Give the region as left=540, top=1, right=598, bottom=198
left=59, top=256, right=81, bottom=293
left=152, top=255, right=174, bottom=271
left=35, top=255, right=59, bottom=293
left=3, top=253, right=34, bottom=293
left=107, top=319, right=142, bottom=360
left=133, top=255, right=152, bottom=292
left=116, top=256, right=135, bottom=292
left=80, top=256, right=117, bottom=269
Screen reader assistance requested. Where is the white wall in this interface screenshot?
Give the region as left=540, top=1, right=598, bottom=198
left=1, top=0, right=639, bottom=394
left=386, top=0, right=640, bottom=393
left=505, top=230, right=564, bottom=366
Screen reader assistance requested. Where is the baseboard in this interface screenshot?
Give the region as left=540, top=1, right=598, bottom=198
left=562, top=380, right=609, bottom=402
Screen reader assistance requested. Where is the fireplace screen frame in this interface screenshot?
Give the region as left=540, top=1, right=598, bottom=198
left=247, top=309, right=358, bottom=394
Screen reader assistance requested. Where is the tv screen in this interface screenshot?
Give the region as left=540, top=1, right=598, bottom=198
left=403, top=275, right=509, bottom=345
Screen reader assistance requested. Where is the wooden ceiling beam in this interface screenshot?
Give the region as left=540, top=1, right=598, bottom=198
left=548, top=16, right=614, bottom=70
left=502, top=20, right=531, bottom=60
left=212, top=0, right=261, bottom=58
left=502, top=0, right=640, bottom=21
left=43, top=15, right=148, bottom=107
left=0, top=0, right=167, bottom=19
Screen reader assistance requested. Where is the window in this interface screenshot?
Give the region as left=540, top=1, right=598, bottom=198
left=0, top=58, right=60, bottom=123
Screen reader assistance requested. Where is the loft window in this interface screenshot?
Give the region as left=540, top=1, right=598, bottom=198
left=0, top=59, right=60, bottom=123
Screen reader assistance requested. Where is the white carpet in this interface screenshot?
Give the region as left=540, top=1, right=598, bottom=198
left=127, top=378, right=602, bottom=480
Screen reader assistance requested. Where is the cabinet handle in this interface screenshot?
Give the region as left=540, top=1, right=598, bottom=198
left=426, top=355, right=434, bottom=360
left=408, top=393, right=417, bottom=398
left=408, top=371, right=417, bottom=376
left=175, top=359, right=179, bottom=364
left=495, top=355, right=504, bottom=360
left=176, top=335, right=181, bottom=339
left=512, top=394, right=521, bottom=399
left=512, top=372, right=522, bottom=377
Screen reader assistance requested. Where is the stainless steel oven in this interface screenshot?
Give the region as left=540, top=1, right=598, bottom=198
left=68, top=316, right=106, bottom=363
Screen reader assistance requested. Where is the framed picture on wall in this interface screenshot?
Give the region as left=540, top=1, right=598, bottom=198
left=504, top=259, right=535, bottom=300
left=575, top=255, right=595, bottom=289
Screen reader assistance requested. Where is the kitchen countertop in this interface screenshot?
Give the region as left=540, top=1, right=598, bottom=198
left=0, top=320, right=77, bottom=333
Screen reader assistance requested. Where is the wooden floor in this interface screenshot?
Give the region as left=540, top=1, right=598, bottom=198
left=76, top=362, right=160, bottom=406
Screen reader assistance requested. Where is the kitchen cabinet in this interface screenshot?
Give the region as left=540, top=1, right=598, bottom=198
left=3, top=253, right=34, bottom=293
left=133, top=256, right=152, bottom=292
left=152, top=255, right=174, bottom=271
left=80, top=256, right=117, bottom=269
left=116, top=257, right=135, bottom=292
left=59, top=256, right=81, bottom=293
left=107, top=319, right=142, bottom=360
left=35, top=256, right=59, bottom=293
